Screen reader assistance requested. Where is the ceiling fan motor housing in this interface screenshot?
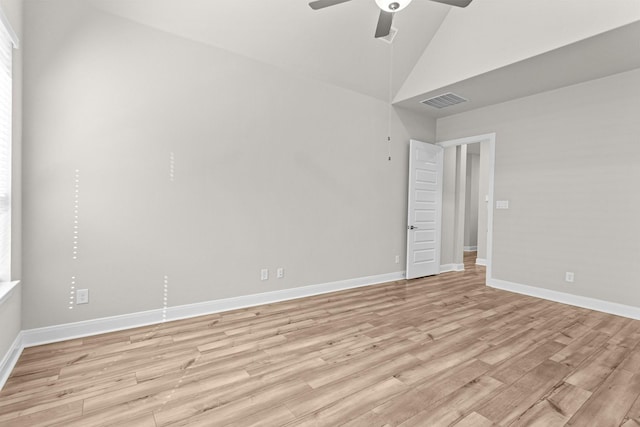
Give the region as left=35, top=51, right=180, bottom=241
left=375, top=0, right=412, bottom=12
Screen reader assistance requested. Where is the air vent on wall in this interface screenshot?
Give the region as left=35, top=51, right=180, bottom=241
left=378, top=27, right=398, bottom=44
left=420, top=92, right=468, bottom=109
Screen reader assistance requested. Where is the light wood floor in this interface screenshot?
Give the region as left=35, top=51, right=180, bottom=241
left=2, top=253, right=640, bottom=426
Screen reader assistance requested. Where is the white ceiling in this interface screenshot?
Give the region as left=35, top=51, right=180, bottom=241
left=88, top=0, right=640, bottom=118
left=90, top=0, right=452, bottom=102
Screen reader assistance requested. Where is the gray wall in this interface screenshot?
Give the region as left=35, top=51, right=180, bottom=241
left=440, top=144, right=470, bottom=268
left=476, top=141, right=489, bottom=261
left=440, top=146, right=457, bottom=268
left=21, top=0, right=435, bottom=329
left=437, top=69, right=640, bottom=308
left=464, top=152, right=479, bottom=249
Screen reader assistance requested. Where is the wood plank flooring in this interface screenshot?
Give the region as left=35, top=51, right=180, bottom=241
left=2, top=252, right=640, bottom=426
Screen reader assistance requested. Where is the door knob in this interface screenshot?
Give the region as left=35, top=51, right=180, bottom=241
left=408, top=225, right=418, bottom=230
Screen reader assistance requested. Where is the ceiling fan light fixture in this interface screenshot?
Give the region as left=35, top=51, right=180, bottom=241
left=375, top=0, right=412, bottom=12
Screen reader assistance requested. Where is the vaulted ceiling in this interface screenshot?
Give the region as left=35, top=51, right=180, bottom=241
left=90, top=0, right=451, bottom=102
left=90, top=0, right=640, bottom=118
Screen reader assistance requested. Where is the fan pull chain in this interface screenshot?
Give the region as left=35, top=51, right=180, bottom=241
left=387, top=42, right=394, bottom=161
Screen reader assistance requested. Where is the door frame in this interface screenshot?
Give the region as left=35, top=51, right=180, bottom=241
left=436, top=133, right=496, bottom=279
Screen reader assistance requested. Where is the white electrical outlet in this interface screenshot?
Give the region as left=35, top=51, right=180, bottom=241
left=496, top=200, right=509, bottom=209
left=276, top=268, right=284, bottom=278
left=565, top=272, right=575, bottom=283
left=260, top=269, right=269, bottom=281
left=395, top=255, right=400, bottom=264
left=76, top=289, right=89, bottom=304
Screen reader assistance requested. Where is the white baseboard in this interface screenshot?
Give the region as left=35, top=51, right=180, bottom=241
left=8, top=271, right=639, bottom=390
left=20, top=271, right=406, bottom=349
left=487, top=278, right=640, bottom=321
left=464, top=246, right=478, bottom=252
left=440, top=263, right=465, bottom=273
left=0, top=331, right=24, bottom=389
left=476, top=258, right=487, bottom=266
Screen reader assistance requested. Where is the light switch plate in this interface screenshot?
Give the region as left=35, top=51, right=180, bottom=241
left=76, top=289, right=89, bottom=304
left=496, top=200, right=509, bottom=209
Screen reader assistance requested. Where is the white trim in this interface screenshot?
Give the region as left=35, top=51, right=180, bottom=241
left=437, top=133, right=496, bottom=280
left=475, top=258, right=487, bottom=266
left=464, top=246, right=477, bottom=252
left=20, top=271, right=405, bottom=348
left=485, top=135, right=496, bottom=280
left=0, top=331, right=23, bottom=389
left=487, top=278, right=640, bottom=321
left=0, top=6, right=18, bottom=48
left=437, top=133, right=496, bottom=149
left=0, top=280, right=19, bottom=305
left=440, top=263, right=465, bottom=273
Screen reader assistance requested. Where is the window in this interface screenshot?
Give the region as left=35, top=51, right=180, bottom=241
left=0, top=8, right=17, bottom=283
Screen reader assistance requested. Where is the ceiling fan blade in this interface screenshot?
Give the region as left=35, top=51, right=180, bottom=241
left=374, top=11, right=394, bottom=38
left=308, top=0, right=354, bottom=10
left=428, top=0, right=473, bottom=7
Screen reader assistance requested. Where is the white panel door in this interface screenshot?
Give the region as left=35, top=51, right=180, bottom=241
left=406, top=140, right=443, bottom=279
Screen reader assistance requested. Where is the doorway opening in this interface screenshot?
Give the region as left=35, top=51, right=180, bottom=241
left=463, top=142, right=482, bottom=263
left=436, top=133, right=496, bottom=279
left=463, top=142, right=486, bottom=262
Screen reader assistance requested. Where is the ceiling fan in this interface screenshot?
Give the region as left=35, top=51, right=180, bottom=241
left=309, top=0, right=473, bottom=39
